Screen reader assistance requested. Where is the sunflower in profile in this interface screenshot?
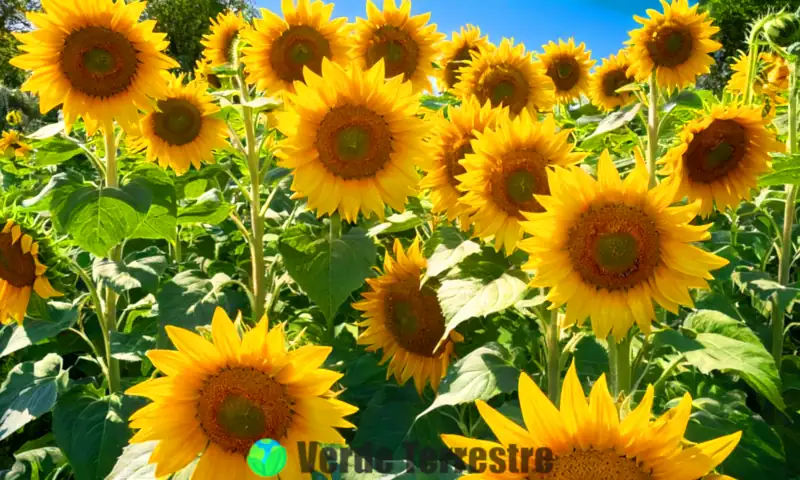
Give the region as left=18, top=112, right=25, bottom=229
left=194, top=58, right=223, bottom=89
left=276, top=59, right=428, bottom=222
left=351, top=0, right=445, bottom=93
left=459, top=110, right=583, bottom=254
left=626, top=0, right=721, bottom=89
left=5, top=110, right=22, bottom=126
left=442, top=362, right=742, bottom=480
left=520, top=150, right=729, bottom=339
left=455, top=38, right=555, bottom=115
left=0, top=131, right=32, bottom=158
left=201, top=11, right=249, bottom=68
left=128, top=75, right=228, bottom=175
left=589, top=50, right=637, bottom=111
left=659, top=105, right=783, bottom=217
left=353, top=238, right=463, bottom=395
left=727, top=52, right=789, bottom=106
left=10, top=0, right=178, bottom=135
left=241, top=0, right=349, bottom=95
left=420, top=97, right=508, bottom=228
left=0, top=219, right=62, bottom=325
left=538, top=38, right=595, bottom=103
left=127, top=307, right=357, bottom=479
left=437, top=24, right=492, bottom=91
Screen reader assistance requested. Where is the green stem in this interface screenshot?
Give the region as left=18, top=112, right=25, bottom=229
left=608, top=336, right=619, bottom=395
left=546, top=308, right=561, bottom=402
left=326, top=214, right=343, bottom=336
left=745, top=41, right=760, bottom=106
left=102, top=122, right=121, bottom=394
left=173, top=227, right=182, bottom=266
left=615, top=334, right=632, bottom=396
left=647, top=71, right=659, bottom=188
left=652, top=353, right=684, bottom=393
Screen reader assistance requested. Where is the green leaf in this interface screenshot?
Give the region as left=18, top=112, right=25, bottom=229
left=683, top=310, right=762, bottom=345
left=759, top=153, right=800, bottom=187
left=2, top=447, right=66, bottom=480
left=581, top=103, right=641, bottom=145
left=367, top=211, right=424, bottom=237
left=425, top=238, right=481, bottom=279
left=26, top=122, right=65, bottom=140
left=110, top=331, right=155, bottom=362
left=241, top=96, right=281, bottom=111
left=125, top=165, right=177, bottom=242
left=0, top=353, right=67, bottom=441
left=20, top=172, right=83, bottom=213
left=663, top=90, right=704, bottom=113
left=30, top=138, right=82, bottom=167
left=177, top=189, right=233, bottom=225
left=419, top=93, right=461, bottom=111
left=92, top=249, right=168, bottom=294
left=106, top=441, right=158, bottom=480
left=416, top=343, right=519, bottom=421
left=733, top=271, right=800, bottom=314
left=52, top=387, right=139, bottom=480
left=279, top=224, right=377, bottom=320
left=0, top=302, right=78, bottom=357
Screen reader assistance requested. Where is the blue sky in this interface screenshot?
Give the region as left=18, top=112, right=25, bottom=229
left=255, top=0, right=664, bottom=62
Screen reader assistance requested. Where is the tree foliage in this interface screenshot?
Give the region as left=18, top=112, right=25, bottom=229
left=0, top=0, right=39, bottom=88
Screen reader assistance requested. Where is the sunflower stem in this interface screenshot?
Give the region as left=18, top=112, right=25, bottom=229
left=615, top=334, right=632, bottom=397
left=546, top=308, right=561, bottom=402
left=646, top=71, right=659, bottom=188
left=745, top=41, right=761, bottom=106
left=102, top=121, right=121, bottom=394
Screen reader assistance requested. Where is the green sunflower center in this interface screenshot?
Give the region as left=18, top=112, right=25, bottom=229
left=646, top=24, right=694, bottom=68
left=217, top=394, right=266, bottom=439
left=0, top=230, right=36, bottom=288
left=546, top=56, right=581, bottom=92
left=83, top=48, right=115, bottom=74
left=271, top=25, right=332, bottom=83
left=366, top=26, right=420, bottom=80
left=684, top=119, right=748, bottom=183
left=490, top=149, right=550, bottom=218
left=152, top=99, right=203, bottom=146
left=61, top=26, right=139, bottom=98
left=335, top=126, right=372, bottom=162
left=444, top=46, right=475, bottom=88
left=532, top=448, right=652, bottom=480
left=506, top=169, right=537, bottom=204
left=386, top=284, right=446, bottom=357
left=476, top=64, right=530, bottom=115
left=316, top=105, right=393, bottom=180
left=594, top=232, right=639, bottom=274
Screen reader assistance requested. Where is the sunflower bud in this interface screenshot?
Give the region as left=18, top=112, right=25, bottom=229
left=763, top=12, right=800, bottom=48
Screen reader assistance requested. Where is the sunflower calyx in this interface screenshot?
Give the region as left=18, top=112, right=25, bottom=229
left=763, top=11, right=800, bottom=48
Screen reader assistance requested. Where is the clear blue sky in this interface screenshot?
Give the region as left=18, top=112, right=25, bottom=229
left=254, top=0, right=664, bottom=62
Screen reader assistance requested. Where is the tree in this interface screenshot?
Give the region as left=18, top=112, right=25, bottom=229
left=0, top=0, right=39, bottom=88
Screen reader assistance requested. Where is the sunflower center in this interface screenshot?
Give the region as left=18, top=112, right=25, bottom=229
left=0, top=231, right=36, bottom=289
left=532, top=449, right=652, bottom=480
left=647, top=24, right=694, bottom=67
left=602, top=68, right=632, bottom=97
left=152, top=99, right=203, bottom=146
left=366, top=26, right=419, bottom=80
left=683, top=119, right=748, bottom=183
left=386, top=284, right=446, bottom=357
left=489, top=149, right=550, bottom=218
left=197, top=367, right=292, bottom=455
left=567, top=204, right=660, bottom=291
left=444, top=46, right=475, bottom=88
left=445, top=137, right=473, bottom=186
left=476, top=64, right=530, bottom=114
left=271, top=25, right=332, bottom=83
left=60, top=26, right=139, bottom=98
left=316, top=105, right=392, bottom=180
left=547, top=56, right=581, bottom=92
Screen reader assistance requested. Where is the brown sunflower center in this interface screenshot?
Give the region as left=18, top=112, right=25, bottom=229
left=60, top=26, right=139, bottom=98
left=270, top=25, right=332, bottom=83
left=602, top=68, right=632, bottom=97
left=445, top=137, right=473, bottom=186
left=567, top=204, right=660, bottom=291
left=683, top=119, right=748, bottom=183
left=0, top=231, right=36, bottom=289
left=489, top=149, right=550, bottom=218
left=475, top=64, right=530, bottom=115
left=366, top=26, right=419, bottom=80
left=646, top=24, right=694, bottom=68
left=316, top=105, right=392, bottom=180
left=532, top=449, right=652, bottom=480
left=197, top=367, right=292, bottom=455
left=546, top=56, right=581, bottom=92
left=385, top=283, right=446, bottom=357
left=152, top=99, right=203, bottom=146
left=444, top=46, right=475, bottom=88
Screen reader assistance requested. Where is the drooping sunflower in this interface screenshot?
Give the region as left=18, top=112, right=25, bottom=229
left=201, top=11, right=249, bottom=68
left=727, top=52, right=789, bottom=106
left=127, top=307, right=357, bottom=479
left=626, top=0, right=721, bottom=89
left=0, top=219, right=62, bottom=325
left=0, top=131, right=32, bottom=158
left=351, top=0, right=444, bottom=94
left=353, top=238, right=463, bottom=395
left=659, top=105, right=784, bottom=217
left=442, top=362, right=742, bottom=480
left=538, top=38, right=595, bottom=103
left=419, top=97, right=508, bottom=228
left=589, top=50, right=637, bottom=111
left=458, top=110, right=584, bottom=254
left=276, top=59, right=428, bottom=222
left=10, top=0, right=179, bottom=135
left=455, top=38, right=555, bottom=115
left=128, top=75, right=228, bottom=175
left=241, top=0, right=350, bottom=95
left=437, top=24, right=492, bottom=91
left=519, top=150, right=729, bottom=339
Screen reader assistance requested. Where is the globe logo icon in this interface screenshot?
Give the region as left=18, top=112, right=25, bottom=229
left=247, top=438, right=287, bottom=477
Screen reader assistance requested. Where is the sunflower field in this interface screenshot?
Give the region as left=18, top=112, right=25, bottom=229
left=1, top=0, right=799, bottom=478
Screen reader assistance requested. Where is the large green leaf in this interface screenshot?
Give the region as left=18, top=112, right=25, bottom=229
left=2, top=447, right=66, bottom=480
left=31, top=138, right=83, bottom=167
left=20, top=172, right=83, bottom=214
left=106, top=441, right=157, bottom=480
left=93, top=248, right=168, bottom=294
left=279, top=224, right=376, bottom=320
left=581, top=103, right=641, bottom=148
left=759, top=153, right=800, bottom=187
left=26, top=122, right=65, bottom=140
left=177, top=188, right=233, bottom=225
left=0, top=302, right=78, bottom=357
left=425, top=238, right=481, bottom=279
left=0, top=354, right=68, bottom=441
left=125, top=165, right=178, bottom=241
left=367, top=212, right=424, bottom=237
left=732, top=271, right=799, bottom=314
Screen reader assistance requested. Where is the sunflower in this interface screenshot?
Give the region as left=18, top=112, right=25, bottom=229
left=351, top=0, right=445, bottom=93
left=0, top=131, right=32, bottom=158
left=519, top=150, right=729, bottom=339
left=353, top=238, right=463, bottom=395
left=5, top=110, right=22, bottom=126
left=442, top=362, right=742, bottom=480
left=458, top=110, right=584, bottom=254
left=241, top=0, right=350, bottom=95
left=194, top=58, right=223, bottom=89
left=626, top=0, right=721, bottom=89
left=455, top=38, right=555, bottom=115
left=589, top=50, right=637, bottom=111
left=10, top=0, right=178, bottom=135
left=0, top=220, right=62, bottom=325
left=419, top=97, right=508, bottom=228
left=127, top=307, right=357, bottom=479
left=128, top=75, right=228, bottom=175
left=538, top=38, right=595, bottom=103
left=276, top=59, right=428, bottom=222
left=437, top=24, right=492, bottom=91
left=201, top=11, right=249, bottom=68
left=727, top=52, right=789, bottom=105
left=659, top=105, right=784, bottom=217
